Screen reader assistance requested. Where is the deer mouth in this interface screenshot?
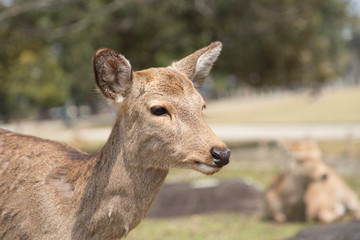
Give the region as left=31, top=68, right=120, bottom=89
left=193, top=161, right=222, bottom=175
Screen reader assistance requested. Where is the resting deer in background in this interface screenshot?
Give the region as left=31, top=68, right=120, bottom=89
left=0, top=42, right=230, bottom=239
left=264, top=140, right=328, bottom=222
left=304, top=160, right=359, bottom=223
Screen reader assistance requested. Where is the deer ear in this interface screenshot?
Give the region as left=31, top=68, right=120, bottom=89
left=277, top=141, right=294, bottom=158
left=93, top=48, right=133, bottom=102
left=171, top=41, right=222, bottom=89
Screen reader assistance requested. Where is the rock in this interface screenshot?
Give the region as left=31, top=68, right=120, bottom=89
left=147, top=179, right=263, bottom=218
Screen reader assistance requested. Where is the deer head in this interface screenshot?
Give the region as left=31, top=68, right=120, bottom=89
left=93, top=42, right=230, bottom=175
left=280, top=140, right=328, bottom=182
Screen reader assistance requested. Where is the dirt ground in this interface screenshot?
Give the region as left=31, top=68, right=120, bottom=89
left=147, top=178, right=263, bottom=218
left=146, top=142, right=360, bottom=239
left=147, top=178, right=360, bottom=239
left=148, top=141, right=360, bottom=219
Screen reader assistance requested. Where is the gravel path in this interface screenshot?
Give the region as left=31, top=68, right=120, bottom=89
left=2, top=120, right=360, bottom=143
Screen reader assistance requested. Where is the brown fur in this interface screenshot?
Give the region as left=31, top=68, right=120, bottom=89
left=304, top=168, right=360, bottom=223
left=0, top=42, right=229, bottom=239
left=264, top=140, right=359, bottom=223
left=171, top=41, right=222, bottom=89
left=264, top=140, right=328, bottom=222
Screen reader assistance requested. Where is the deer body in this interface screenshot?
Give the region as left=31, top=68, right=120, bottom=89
left=264, top=140, right=359, bottom=223
left=0, top=42, right=230, bottom=239
left=304, top=168, right=360, bottom=223
left=264, top=141, right=328, bottom=222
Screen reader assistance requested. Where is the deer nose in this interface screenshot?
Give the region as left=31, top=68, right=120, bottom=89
left=211, top=147, right=231, bottom=167
left=321, top=173, right=328, bottom=181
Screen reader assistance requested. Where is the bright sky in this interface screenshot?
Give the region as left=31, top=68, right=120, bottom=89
left=349, top=0, right=360, bottom=15
left=1, top=0, right=12, bottom=7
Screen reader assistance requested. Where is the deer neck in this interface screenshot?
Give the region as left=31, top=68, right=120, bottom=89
left=73, top=115, right=169, bottom=239
left=288, top=173, right=311, bottom=195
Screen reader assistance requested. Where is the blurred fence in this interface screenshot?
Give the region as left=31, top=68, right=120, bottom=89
left=212, top=124, right=360, bottom=142
left=1, top=117, right=360, bottom=144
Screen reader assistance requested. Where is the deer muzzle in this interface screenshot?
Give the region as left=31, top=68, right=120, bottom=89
left=211, top=147, right=231, bottom=167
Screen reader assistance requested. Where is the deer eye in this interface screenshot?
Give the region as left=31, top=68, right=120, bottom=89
left=150, top=106, right=168, bottom=116
left=296, top=158, right=305, bottom=164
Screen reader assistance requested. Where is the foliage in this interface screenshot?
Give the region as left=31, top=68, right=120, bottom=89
left=0, top=0, right=355, bottom=121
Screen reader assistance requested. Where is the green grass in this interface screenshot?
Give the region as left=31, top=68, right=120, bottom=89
left=71, top=85, right=360, bottom=240
left=75, top=141, right=360, bottom=240
left=126, top=141, right=360, bottom=240
left=127, top=213, right=310, bottom=240
left=126, top=155, right=308, bottom=240
left=205, top=86, right=360, bottom=124
left=128, top=161, right=309, bottom=240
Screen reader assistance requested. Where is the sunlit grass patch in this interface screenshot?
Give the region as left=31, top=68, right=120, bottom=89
left=205, top=86, right=360, bottom=124
left=73, top=138, right=359, bottom=240
left=127, top=213, right=312, bottom=240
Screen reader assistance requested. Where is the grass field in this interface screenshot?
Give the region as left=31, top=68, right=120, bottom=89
left=127, top=144, right=307, bottom=240
left=127, top=213, right=310, bottom=240
left=204, top=86, right=360, bottom=124
left=1, top=85, right=358, bottom=239
left=78, top=142, right=315, bottom=240
left=75, top=86, right=360, bottom=240
left=125, top=141, right=360, bottom=240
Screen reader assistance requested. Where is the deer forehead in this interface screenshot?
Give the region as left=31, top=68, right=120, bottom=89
left=293, top=150, right=321, bottom=158
left=135, top=68, right=204, bottom=105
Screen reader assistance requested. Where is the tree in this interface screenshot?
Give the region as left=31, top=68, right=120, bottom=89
left=0, top=0, right=354, bottom=121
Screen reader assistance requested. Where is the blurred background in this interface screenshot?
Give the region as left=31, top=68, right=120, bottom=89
left=1, top=0, right=360, bottom=239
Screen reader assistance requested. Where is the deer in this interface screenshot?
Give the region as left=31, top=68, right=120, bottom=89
left=304, top=162, right=360, bottom=223
left=0, top=42, right=230, bottom=240
left=264, top=140, right=328, bottom=222
left=264, top=140, right=360, bottom=223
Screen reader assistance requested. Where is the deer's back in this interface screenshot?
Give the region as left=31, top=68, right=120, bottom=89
left=0, top=128, right=93, bottom=239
